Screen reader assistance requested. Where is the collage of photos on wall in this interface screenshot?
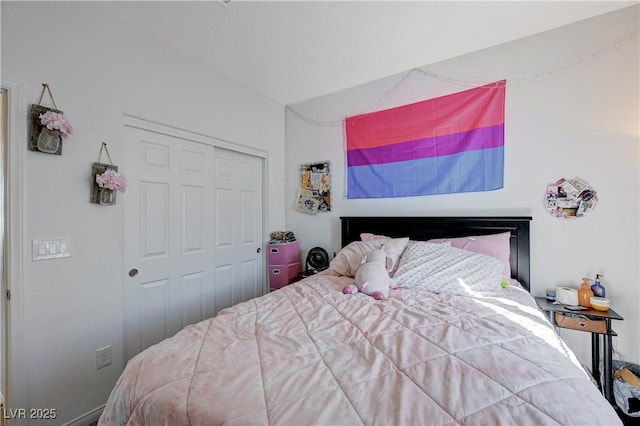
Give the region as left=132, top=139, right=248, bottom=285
left=295, top=162, right=331, bottom=215
left=544, top=177, right=598, bottom=219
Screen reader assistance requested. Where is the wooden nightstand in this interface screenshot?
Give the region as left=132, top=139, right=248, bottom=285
left=535, top=297, right=623, bottom=404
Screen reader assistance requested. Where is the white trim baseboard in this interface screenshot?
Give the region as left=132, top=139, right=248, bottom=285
left=62, top=404, right=104, bottom=426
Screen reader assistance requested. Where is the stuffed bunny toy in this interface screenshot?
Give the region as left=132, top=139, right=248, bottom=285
left=342, top=247, right=397, bottom=300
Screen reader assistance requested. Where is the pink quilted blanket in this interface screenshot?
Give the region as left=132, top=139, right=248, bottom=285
left=100, top=274, right=621, bottom=425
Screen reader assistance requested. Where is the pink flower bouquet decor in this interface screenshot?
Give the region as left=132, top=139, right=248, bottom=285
left=28, top=83, right=73, bottom=155
left=39, top=111, right=74, bottom=138
left=95, top=169, right=128, bottom=205
left=96, top=169, right=128, bottom=193
left=30, top=107, right=74, bottom=155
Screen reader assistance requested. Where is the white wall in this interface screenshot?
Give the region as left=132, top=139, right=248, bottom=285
left=286, top=6, right=639, bottom=367
left=2, top=2, right=285, bottom=424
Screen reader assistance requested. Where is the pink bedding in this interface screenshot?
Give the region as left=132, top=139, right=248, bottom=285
left=100, top=274, right=621, bottom=425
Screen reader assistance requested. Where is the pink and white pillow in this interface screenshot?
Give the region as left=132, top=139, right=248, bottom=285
left=393, top=242, right=504, bottom=295
left=326, top=237, right=409, bottom=277
left=427, top=232, right=511, bottom=278
left=361, top=231, right=512, bottom=278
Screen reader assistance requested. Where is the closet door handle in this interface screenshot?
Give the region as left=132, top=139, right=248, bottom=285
left=128, top=268, right=139, bottom=277
left=256, top=248, right=261, bottom=253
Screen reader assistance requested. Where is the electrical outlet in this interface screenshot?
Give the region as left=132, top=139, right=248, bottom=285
left=96, top=345, right=112, bottom=369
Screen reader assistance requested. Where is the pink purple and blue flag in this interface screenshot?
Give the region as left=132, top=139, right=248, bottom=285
left=345, top=80, right=506, bottom=199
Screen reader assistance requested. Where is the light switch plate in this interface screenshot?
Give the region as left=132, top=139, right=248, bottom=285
left=32, top=238, right=71, bottom=261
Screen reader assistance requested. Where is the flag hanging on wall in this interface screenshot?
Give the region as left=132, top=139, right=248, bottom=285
left=345, top=80, right=506, bottom=199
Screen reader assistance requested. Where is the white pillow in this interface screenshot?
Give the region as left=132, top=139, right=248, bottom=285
left=326, top=237, right=409, bottom=277
left=394, top=241, right=504, bottom=295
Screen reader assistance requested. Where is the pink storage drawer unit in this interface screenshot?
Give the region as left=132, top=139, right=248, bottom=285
left=268, top=263, right=301, bottom=290
left=267, top=241, right=300, bottom=265
left=267, top=241, right=301, bottom=291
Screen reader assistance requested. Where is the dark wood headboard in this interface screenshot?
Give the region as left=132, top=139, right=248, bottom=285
left=340, top=216, right=532, bottom=292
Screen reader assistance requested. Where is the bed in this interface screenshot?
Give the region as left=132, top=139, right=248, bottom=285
left=99, top=216, right=621, bottom=425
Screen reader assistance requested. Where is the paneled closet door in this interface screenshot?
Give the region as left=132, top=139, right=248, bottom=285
left=212, top=147, right=264, bottom=314
left=123, top=124, right=264, bottom=361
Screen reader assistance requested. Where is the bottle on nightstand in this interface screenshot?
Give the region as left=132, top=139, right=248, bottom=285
left=578, top=278, right=594, bottom=308
left=591, top=274, right=606, bottom=297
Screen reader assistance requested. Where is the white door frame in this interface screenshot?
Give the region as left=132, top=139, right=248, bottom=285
left=123, top=115, right=269, bottom=160
left=1, top=77, right=27, bottom=414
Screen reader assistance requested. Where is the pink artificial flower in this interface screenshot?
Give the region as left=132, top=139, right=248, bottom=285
left=96, top=169, right=128, bottom=193
left=39, top=111, right=74, bottom=138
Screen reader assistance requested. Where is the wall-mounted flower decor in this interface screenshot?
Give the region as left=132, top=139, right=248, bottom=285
left=28, top=83, right=73, bottom=155
left=90, top=142, right=127, bottom=206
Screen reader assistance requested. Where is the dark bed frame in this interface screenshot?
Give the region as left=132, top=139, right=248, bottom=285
left=340, top=216, right=532, bottom=292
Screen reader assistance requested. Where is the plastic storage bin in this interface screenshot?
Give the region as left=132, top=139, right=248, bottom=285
left=267, top=241, right=300, bottom=265
left=267, top=241, right=301, bottom=291
left=268, top=263, right=302, bottom=290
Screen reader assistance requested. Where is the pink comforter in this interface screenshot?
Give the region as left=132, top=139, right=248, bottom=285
left=100, top=274, right=621, bottom=425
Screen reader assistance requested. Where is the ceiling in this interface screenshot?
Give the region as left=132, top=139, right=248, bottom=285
left=97, top=1, right=636, bottom=105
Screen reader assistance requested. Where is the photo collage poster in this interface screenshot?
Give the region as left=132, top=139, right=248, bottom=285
left=544, top=177, right=598, bottom=219
left=295, top=162, right=331, bottom=215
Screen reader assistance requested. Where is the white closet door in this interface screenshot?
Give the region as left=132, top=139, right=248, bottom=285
left=212, top=147, right=264, bottom=314
left=123, top=125, right=264, bottom=361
